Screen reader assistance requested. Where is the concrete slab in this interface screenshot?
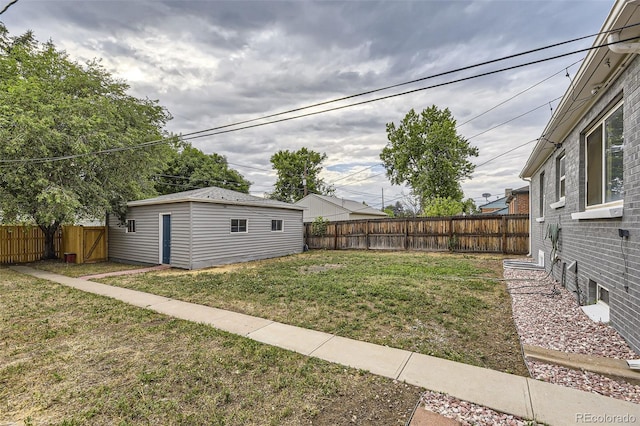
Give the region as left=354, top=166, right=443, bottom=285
left=248, top=322, right=334, bottom=355
left=9, top=267, right=173, bottom=307
left=205, top=310, right=274, bottom=336
left=310, top=335, right=412, bottom=379
left=398, top=352, right=533, bottom=420
left=148, top=300, right=231, bottom=324
left=409, top=408, right=461, bottom=426
left=524, top=344, right=640, bottom=384
left=527, top=378, right=640, bottom=425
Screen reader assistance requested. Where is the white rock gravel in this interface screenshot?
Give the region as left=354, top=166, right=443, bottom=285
left=413, top=263, right=640, bottom=425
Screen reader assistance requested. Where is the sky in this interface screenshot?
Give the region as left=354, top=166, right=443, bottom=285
left=1, top=0, right=615, bottom=209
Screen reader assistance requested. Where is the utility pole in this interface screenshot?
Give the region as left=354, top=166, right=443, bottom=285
left=303, top=164, right=308, bottom=197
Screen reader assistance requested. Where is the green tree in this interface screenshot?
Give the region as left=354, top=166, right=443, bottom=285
left=380, top=106, right=478, bottom=207
left=269, top=147, right=334, bottom=203
left=0, top=25, right=173, bottom=258
left=422, top=197, right=463, bottom=217
left=155, top=143, right=250, bottom=195
left=462, top=198, right=479, bottom=215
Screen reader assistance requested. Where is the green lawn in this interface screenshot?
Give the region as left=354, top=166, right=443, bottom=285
left=98, top=250, right=527, bottom=375
left=0, top=266, right=421, bottom=425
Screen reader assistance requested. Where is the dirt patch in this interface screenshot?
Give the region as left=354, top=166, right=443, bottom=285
left=153, top=263, right=254, bottom=276
left=313, top=377, right=420, bottom=425
left=299, top=264, right=343, bottom=274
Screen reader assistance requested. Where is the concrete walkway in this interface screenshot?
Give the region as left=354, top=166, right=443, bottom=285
left=10, top=266, right=640, bottom=425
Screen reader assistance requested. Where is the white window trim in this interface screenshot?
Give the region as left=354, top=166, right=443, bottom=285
left=584, top=101, right=624, bottom=209
left=125, top=219, right=136, bottom=233
left=271, top=219, right=284, bottom=232
left=557, top=153, right=566, bottom=201
left=571, top=204, right=622, bottom=220
left=550, top=199, right=566, bottom=210
left=230, top=218, right=248, bottom=233
left=535, top=217, right=545, bottom=223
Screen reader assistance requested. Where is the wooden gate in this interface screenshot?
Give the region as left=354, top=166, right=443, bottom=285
left=61, top=226, right=108, bottom=263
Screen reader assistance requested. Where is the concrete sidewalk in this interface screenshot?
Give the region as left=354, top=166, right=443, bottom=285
left=11, top=266, right=640, bottom=425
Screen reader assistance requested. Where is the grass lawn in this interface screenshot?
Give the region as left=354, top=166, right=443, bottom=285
left=29, top=260, right=143, bottom=278
left=97, top=250, right=527, bottom=375
left=0, top=266, right=421, bottom=425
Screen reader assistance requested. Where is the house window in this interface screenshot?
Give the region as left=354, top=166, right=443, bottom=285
left=230, top=219, right=247, bottom=233
left=271, top=219, right=283, bottom=232
left=586, top=102, right=623, bottom=207
left=557, top=154, right=566, bottom=200
left=598, top=285, right=610, bottom=305
left=539, top=171, right=545, bottom=217
left=126, top=219, right=136, bottom=233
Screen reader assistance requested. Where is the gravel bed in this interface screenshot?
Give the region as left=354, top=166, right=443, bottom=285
left=418, top=390, right=540, bottom=426
left=505, top=266, right=640, bottom=404
left=413, top=263, right=639, bottom=424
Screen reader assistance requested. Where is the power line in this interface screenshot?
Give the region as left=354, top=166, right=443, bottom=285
left=3, top=31, right=640, bottom=166
left=456, top=58, right=583, bottom=128
left=467, top=95, right=563, bottom=140
left=0, top=0, right=18, bottom=15
left=163, top=22, right=640, bottom=139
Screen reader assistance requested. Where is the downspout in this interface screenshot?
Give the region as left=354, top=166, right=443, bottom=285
left=607, top=32, right=640, bottom=54
left=523, top=177, right=532, bottom=257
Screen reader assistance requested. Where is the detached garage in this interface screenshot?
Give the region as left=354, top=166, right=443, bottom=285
left=108, top=187, right=304, bottom=269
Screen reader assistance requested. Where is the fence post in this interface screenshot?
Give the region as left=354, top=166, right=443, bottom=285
left=449, top=217, right=454, bottom=252
left=366, top=220, right=370, bottom=250
left=502, top=216, right=508, bottom=254
left=334, top=223, right=338, bottom=250
left=405, top=219, right=409, bottom=250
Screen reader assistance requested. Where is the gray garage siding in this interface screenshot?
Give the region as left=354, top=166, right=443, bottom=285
left=190, top=202, right=303, bottom=269
left=109, top=203, right=192, bottom=268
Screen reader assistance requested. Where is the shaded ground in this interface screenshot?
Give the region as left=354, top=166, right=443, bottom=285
left=0, top=266, right=421, bottom=425
left=95, top=251, right=528, bottom=375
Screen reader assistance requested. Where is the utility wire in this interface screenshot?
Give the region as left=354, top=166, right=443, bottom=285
left=163, top=22, right=640, bottom=139
left=3, top=31, right=640, bottom=166
left=0, top=0, right=18, bottom=15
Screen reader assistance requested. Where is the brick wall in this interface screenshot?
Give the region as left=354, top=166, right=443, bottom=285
left=529, top=56, right=640, bottom=354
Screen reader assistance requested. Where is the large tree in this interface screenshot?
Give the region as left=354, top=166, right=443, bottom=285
left=380, top=106, right=478, bottom=208
left=0, top=25, right=174, bottom=258
left=155, top=143, right=250, bottom=195
left=269, top=147, right=333, bottom=203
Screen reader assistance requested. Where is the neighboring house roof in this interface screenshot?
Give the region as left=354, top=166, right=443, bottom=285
left=521, top=0, right=639, bottom=178
left=483, top=206, right=509, bottom=215
left=505, top=185, right=529, bottom=203
left=128, top=187, right=303, bottom=211
left=479, top=196, right=508, bottom=211
left=295, top=194, right=388, bottom=218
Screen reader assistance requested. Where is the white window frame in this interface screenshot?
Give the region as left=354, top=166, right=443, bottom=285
left=126, top=219, right=136, bottom=233
left=597, top=285, right=610, bottom=306
left=230, top=218, right=248, bottom=233
left=585, top=101, right=624, bottom=209
left=557, top=153, right=566, bottom=201
left=271, top=219, right=284, bottom=232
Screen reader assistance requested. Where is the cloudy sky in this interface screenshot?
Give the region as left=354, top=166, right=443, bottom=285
left=2, top=0, right=614, bottom=209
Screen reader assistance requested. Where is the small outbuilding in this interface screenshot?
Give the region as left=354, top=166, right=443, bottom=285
left=108, top=187, right=304, bottom=269
left=295, top=194, right=388, bottom=223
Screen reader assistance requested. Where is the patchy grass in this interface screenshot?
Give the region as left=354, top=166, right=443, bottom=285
left=0, top=266, right=420, bottom=425
left=98, top=250, right=527, bottom=375
left=27, top=260, right=143, bottom=277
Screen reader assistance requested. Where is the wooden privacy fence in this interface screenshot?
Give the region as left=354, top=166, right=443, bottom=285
left=304, top=214, right=529, bottom=254
left=0, top=225, right=107, bottom=264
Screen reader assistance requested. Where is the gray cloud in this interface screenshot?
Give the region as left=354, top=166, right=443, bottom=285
left=1, top=0, right=614, bottom=206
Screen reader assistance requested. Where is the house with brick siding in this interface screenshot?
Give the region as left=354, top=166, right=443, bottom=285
left=505, top=186, right=529, bottom=215
left=520, top=0, right=640, bottom=353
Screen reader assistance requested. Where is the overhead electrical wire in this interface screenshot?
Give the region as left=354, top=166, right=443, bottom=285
left=3, top=28, right=640, bottom=166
